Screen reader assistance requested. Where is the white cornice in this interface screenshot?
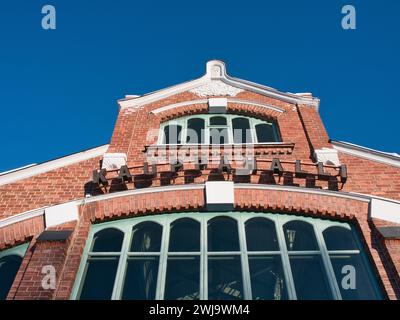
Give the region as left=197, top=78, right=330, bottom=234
left=118, top=60, right=320, bottom=110
left=0, top=144, right=109, bottom=186
left=332, top=141, right=400, bottom=168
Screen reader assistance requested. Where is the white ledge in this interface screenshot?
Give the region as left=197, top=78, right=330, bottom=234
left=0, top=144, right=109, bottom=186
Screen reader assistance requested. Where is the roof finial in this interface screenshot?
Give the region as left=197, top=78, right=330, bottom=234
left=206, top=60, right=227, bottom=79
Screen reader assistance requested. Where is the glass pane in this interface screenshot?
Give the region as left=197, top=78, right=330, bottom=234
left=323, top=227, right=358, bottom=251
left=330, top=254, right=381, bottom=300
left=208, top=217, right=240, bottom=252
left=92, top=228, right=124, bottom=252
left=283, top=221, right=318, bottom=251
left=0, top=255, right=23, bottom=300
left=209, top=128, right=228, bottom=144
left=79, top=257, right=119, bottom=300
left=122, top=257, right=159, bottom=300
left=208, top=256, right=244, bottom=300
left=169, top=218, right=200, bottom=252
left=164, top=256, right=200, bottom=300
left=232, top=117, right=252, bottom=143
left=245, top=218, right=279, bottom=251
left=131, top=222, right=162, bottom=252
left=210, top=116, right=227, bottom=126
left=186, top=118, right=205, bottom=144
left=290, top=255, right=333, bottom=300
left=248, top=255, right=288, bottom=300
left=256, top=123, right=277, bottom=142
left=163, top=124, right=182, bottom=144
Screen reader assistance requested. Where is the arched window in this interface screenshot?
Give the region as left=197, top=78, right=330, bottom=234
left=72, top=213, right=383, bottom=300
left=0, top=243, right=29, bottom=300
left=79, top=228, right=124, bottom=300
left=158, top=114, right=280, bottom=145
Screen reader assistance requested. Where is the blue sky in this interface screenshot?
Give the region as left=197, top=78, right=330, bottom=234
left=0, top=0, right=399, bottom=172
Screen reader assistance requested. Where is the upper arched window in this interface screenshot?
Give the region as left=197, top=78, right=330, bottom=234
left=159, top=114, right=280, bottom=145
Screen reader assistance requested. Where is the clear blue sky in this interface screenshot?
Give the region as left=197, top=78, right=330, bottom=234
left=0, top=0, right=399, bottom=172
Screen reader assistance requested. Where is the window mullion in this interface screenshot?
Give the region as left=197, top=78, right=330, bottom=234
left=111, top=226, right=131, bottom=300
left=238, top=215, right=252, bottom=300
left=201, top=215, right=208, bottom=300
left=275, top=215, right=297, bottom=300
left=314, top=224, right=343, bottom=300
left=155, top=217, right=170, bottom=300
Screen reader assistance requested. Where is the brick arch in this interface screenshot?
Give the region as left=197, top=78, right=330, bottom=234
left=156, top=101, right=283, bottom=123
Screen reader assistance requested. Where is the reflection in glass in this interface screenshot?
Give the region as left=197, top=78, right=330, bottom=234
left=208, top=256, right=243, bottom=300
left=186, top=118, right=205, bottom=144
left=248, top=255, right=287, bottom=300
left=290, top=255, right=333, bottom=300
left=323, top=227, right=358, bottom=251
left=209, top=128, right=229, bottom=144
left=210, top=116, right=227, bottom=126
left=0, top=255, right=23, bottom=300
left=208, top=217, right=240, bottom=252
left=164, top=256, right=200, bottom=300
left=131, top=222, right=162, bottom=252
left=169, top=218, right=200, bottom=252
left=255, top=123, right=277, bottom=143
left=79, top=257, right=119, bottom=300
left=232, top=117, right=252, bottom=144
left=92, top=228, right=124, bottom=252
left=245, top=218, right=279, bottom=251
left=163, top=124, right=182, bottom=144
left=122, top=257, right=159, bottom=300
left=283, top=221, right=318, bottom=251
left=330, top=254, right=381, bottom=300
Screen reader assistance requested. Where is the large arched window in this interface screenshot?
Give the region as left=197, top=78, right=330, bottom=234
left=159, top=114, right=280, bottom=145
left=0, top=243, right=29, bottom=300
left=72, top=213, right=383, bottom=300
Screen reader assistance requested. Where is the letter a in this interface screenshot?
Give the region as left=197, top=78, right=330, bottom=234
left=42, top=5, right=56, bottom=30
left=341, top=5, right=356, bottom=30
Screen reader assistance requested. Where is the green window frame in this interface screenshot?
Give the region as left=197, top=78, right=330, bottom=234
left=71, top=212, right=383, bottom=300
left=0, top=243, right=29, bottom=300
left=158, top=114, right=281, bottom=145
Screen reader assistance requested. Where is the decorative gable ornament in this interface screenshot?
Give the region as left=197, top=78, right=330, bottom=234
left=189, top=80, right=244, bottom=97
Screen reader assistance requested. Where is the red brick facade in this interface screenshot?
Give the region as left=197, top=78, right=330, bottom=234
left=1, top=61, right=399, bottom=300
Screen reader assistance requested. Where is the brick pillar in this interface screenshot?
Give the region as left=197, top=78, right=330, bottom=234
left=8, top=230, right=73, bottom=300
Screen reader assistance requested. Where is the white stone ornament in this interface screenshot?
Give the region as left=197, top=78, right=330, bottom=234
left=189, top=80, right=244, bottom=97
left=314, top=148, right=340, bottom=166
left=101, top=153, right=127, bottom=170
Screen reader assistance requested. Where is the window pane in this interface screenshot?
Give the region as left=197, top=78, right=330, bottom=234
left=290, top=255, right=333, bottom=300
left=131, top=222, right=162, bottom=252
left=232, top=117, right=252, bottom=143
left=163, top=124, right=182, bottom=144
left=186, top=118, right=205, bottom=144
left=92, top=228, right=124, bottom=252
left=0, top=255, right=23, bottom=300
left=256, top=123, right=277, bottom=143
left=79, top=257, right=119, bottom=300
left=248, top=255, right=288, bottom=300
left=122, top=257, right=159, bottom=300
left=283, top=221, right=318, bottom=251
left=245, top=218, right=279, bottom=251
left=330, top=254, right=381, bottom=300
left=169, top=218, right=200, bottom=252
left=210, top=116, right=227, bottom=126
left=208, top=256, right=243, bottom=300
left=323, top=227, right=358, bottom=251
left=164, top=256, right=200, bottom=300
left=209, top=128, right=228, bottom=144
left=208, top=217, right=240, bottom=252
